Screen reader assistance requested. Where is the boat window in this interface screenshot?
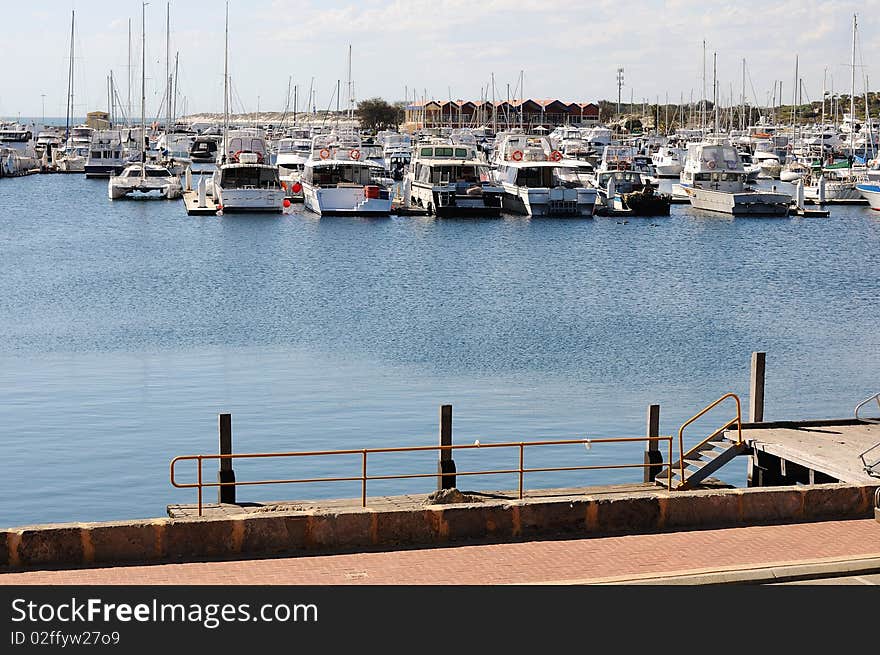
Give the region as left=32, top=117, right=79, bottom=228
left=147, top=169, right=173, bottom=177
left=420, top=147, right=433, bottom=157
left=311, top=164, right=370, bottom=186
left=454, top=148, right=468, bottom=158
left=434, top=147, right=453, bottom=157
left=515, top=166, right=553, bottom=187
left=221, top=166, right=279, bottom=188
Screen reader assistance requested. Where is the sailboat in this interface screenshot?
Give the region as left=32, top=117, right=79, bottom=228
left=210, top=1, right=285, bottom=212
left=108, top=2, right=182, bottom=200
left=53, top=10, right=87, bottom=173
left=804, top=14, right=866, bottom=202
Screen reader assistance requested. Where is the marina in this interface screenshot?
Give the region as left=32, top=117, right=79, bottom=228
left=1, top=2, right=879, bottom=566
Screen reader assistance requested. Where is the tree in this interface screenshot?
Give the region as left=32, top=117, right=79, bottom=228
left=357, top=98, right=403, bottom=131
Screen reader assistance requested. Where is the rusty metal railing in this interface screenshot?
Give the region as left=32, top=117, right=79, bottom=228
left=171, top=435, right=675, bottom=516
left=677, top=393, right=743, bottom=487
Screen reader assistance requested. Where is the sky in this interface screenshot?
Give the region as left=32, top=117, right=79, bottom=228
left=3, top=0, right=880, bottom=120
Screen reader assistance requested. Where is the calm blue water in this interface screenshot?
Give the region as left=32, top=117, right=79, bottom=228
left=1, top=173, right=879, bottom=527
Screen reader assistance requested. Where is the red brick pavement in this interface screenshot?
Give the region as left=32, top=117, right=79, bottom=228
left=1, top=519, right=879, bottom=585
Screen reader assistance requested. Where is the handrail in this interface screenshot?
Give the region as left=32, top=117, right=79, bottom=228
left=171, top=435, right=675, bottom=516
left=854, top=392, right=880, bottom=424
left=677, top=393, right=742, bottom=487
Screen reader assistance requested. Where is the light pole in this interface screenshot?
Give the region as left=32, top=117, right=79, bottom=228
left=616, top=68, right=624, bottom=119
left=41, top=94, right=46, bottom=125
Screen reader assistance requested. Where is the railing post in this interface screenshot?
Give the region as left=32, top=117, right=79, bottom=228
left=438, top=404, right=456, bottom=490
left=643, top=404, right=663, bottom=483
left=749, top=351, right=766, bottom=423
left=218, top=413, right=236, bottom=504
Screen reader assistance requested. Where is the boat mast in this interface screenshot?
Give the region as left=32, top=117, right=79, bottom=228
left=741, top=58, right=746, bottom=131
left=791, top=55, right=798, bottom=150
left=850, top=13, right=857, bottom=160
left=713, top=52, right=719, bottom=135
left=821, top=68, right=826, bottom=127
left=65, top=10, right=74, bottom=142
left=141, top=1, right=146, bottom=179
left=347, top=44, right=353, bottom=121
left=165, top=2, right=171, bottom=132
left=173, top=52, right=179, bottom=123
left=491, top=72, right=496, bottom=133
left=223, top=0, right=229, bottom=164
left=701, top=40, right=706, bottom=133
left=127, top=19, right=132, bottom=126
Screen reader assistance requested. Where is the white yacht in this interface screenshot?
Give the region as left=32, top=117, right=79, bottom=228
left=753, top=140, right=782, bottom=179
left=404, top=141, right=503, bottom=216
left=679, top=139, right=790, bottom=216
left=189, top=133, right=221, bottom=173
left=84, top=130, right=128, bottom=178
left=108, top=162, right=182, bottom=199
left=490, top=133, right=597, bottom=217
left=55, top=126, right=92, bottom=172
left=301, top=133, right=393, bottom=216
left=651, top=146, right=685, bottom=177
left=156, top=131, right=194, bottom=175
left=275, top=136, right=310, bottom=200
left=855, top=181, right=880, bottom=210
left=34, top=130, right=63, bottom=162
left=802, top=169, right=864, bottom=203
left=0, top=124, right=39, bottom=176
left=213, top=129, right=285, bottom=212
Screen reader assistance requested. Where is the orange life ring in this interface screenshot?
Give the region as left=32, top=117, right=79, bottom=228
left=319, top=148, right=331, bottom=160
left=349, top=149, right=361, bottom=161
left=549, top=150, right=563, bottom=162
left=511, top=150, right=523, bottom=162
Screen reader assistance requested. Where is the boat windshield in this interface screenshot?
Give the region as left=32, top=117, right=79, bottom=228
left=126, top=168, right=172, bottom=177
left=308, top=164, right=373, bottom=186
left=417, top=164, right=487, bottom=184
left=220, top=166, right=279, bottom=188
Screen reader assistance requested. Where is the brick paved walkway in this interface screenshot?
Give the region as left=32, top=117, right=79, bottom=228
left=1, top=519, right=879, bottom=585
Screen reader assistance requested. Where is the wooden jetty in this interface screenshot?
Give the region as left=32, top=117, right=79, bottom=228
left=741, top=420, right=880, bottom=486
left=183, top=190, right=219, bottom=216
left=181, top=168, right=219, bottom=215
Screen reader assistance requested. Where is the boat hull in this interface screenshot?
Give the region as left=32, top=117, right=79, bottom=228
left=216, top=186, right=285, bottom=212
left=856, top=184, right=880, bottom=210
left=408, top=182, right=502, bottom=217
left=501, top=184, right=596, bottom=217
left=685, top=186, right=790, bottom=216
left=302, top=184, right=391, bottom=216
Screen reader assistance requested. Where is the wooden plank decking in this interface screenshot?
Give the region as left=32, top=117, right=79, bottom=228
left=740, top=420, right=880, bottom=485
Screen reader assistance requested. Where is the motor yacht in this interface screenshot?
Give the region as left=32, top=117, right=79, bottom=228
left=679, top=139, right=790, bottom=215
left=404, top=141, right=502, bottom=216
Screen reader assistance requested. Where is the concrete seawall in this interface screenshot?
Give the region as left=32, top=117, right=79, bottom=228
left=1, top=482, right=877, bottom=571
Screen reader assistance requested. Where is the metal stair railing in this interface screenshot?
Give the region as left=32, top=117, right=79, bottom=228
left=676, top=393, right=743, bottom=488
left=855, top=392, right=880, bottom=478
left=854, top=392, right=880, bottom=424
